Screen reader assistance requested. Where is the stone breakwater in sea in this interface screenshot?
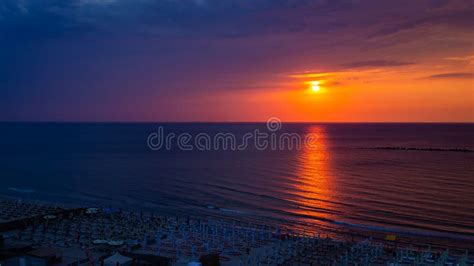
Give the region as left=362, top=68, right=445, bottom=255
left=364, top=147, right=473, bottom=152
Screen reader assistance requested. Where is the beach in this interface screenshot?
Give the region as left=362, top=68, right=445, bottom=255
left=1, top=198, right=474, bottom=265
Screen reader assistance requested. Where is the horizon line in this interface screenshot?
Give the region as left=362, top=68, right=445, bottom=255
left=1, top=120, right=473, bottom=124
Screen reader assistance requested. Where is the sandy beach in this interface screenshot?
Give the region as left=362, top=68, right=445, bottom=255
left=1, top=198, right=474, bottom=265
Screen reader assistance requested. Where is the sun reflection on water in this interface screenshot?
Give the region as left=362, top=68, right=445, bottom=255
left=285, top=125, right=339, bottom=233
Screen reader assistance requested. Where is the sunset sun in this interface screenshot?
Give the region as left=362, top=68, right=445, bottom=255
left=310, top=81, right=321, bottom=92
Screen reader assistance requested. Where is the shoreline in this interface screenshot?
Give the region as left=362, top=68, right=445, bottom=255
left=2, top=196, right=473, bottom=250
left=1, top=198, right=474, bottom=265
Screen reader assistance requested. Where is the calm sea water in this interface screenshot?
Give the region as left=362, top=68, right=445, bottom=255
left=1, top=123, right=473, bottom=241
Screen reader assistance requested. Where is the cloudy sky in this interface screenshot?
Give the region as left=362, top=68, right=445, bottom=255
left=1, top=0, right=473, bottom=121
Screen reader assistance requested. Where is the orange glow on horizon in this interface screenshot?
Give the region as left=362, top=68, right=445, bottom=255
left=171, top=58, right=474, bottom=122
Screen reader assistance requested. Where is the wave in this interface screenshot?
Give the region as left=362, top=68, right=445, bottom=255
left=220, top=208, right=250, bottom=215
left=8, top=187, right=35, bottom=193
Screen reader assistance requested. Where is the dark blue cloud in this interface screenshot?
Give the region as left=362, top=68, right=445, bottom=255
left=0, top=0, right=95, bottom=41
left=2, top=0, right=471, bottom=41
left=369, top=0, right=474, bottom=38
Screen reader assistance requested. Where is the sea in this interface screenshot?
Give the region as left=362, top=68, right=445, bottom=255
left=1, top=123, right=473, bottom=243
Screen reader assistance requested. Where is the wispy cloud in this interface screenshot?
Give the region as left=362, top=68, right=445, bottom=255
left=78, top=0, right=118, bottom=5
left=341, top=60, right=414, bottom=69
left=288, top=72, right=333, bottom=79
left=424, top=72, right=474, bottom=79
left=444, top=55, right=474, bottom=65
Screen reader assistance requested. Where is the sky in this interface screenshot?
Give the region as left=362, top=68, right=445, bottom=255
left=1, top=0, right=473, bottom=122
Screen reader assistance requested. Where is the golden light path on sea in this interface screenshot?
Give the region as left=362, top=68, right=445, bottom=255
left=283, top=126, right=339, bottom=234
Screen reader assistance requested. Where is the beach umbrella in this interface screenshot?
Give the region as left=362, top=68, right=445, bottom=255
left=156, top=241, right=161, bottom=254
left=256, top=253, right=261, bottom=266
left=191, top=244, right=197, bottom=260
left=142, top=234, right=147, bottom=249
left=247, top=255, right=253, bottom=265
left=176, top=247, right=182, bottom=259
left=43, top=214, right=57, bottom=220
